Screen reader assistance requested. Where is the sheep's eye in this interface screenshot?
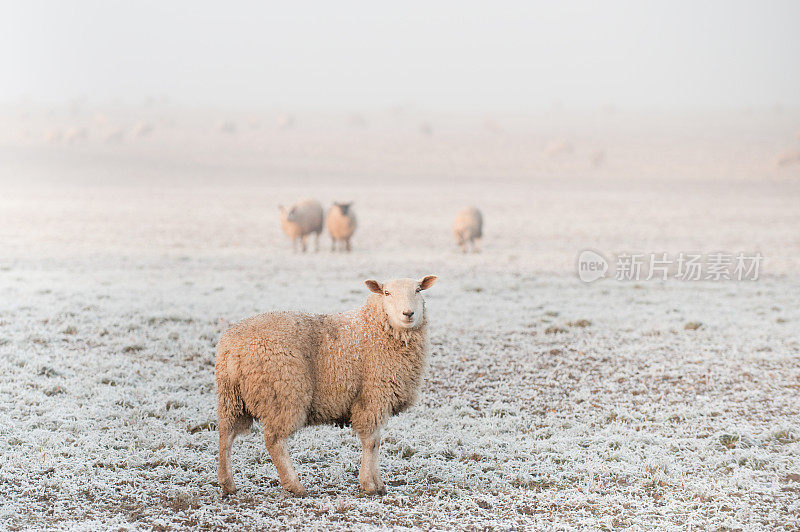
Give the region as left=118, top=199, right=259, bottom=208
left=415, top=287, right=421, bottom=293
left=384, top=291, right=390, bottom=296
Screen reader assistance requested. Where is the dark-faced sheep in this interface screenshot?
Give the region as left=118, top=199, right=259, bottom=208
left=326, top=202, right=357, bottom=252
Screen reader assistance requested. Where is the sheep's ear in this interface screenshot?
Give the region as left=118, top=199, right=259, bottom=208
left=419, top=275, right=437, bottom=290
left=365, top=279, right=383, bottom=294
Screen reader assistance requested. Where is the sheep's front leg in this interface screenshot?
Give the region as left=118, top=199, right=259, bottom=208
left=358, top=429, right=386, bottom=495
left=265, top=434, right=306, bottom=496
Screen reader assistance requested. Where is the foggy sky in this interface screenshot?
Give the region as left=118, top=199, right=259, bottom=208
left=2, top=0, right=799, bottom=110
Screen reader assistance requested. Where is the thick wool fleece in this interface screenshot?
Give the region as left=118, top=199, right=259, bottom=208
left=326, top=205, right=357, bottom=242
left=215, top=294, right=428, bottom=441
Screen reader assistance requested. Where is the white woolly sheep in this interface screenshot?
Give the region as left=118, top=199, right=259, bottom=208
left=218, top=121, right=237, bottom=134
left=277, top=113, right=295, bottom=130
left=216, top=275, right=438, bottom=496
left=544, top=140, right=573, bottom=158
left=133, top=121, right=154, bottom=138
left=279, top=199, right=323, bottom=252
left=43, top=128, right=62, bottom=143
left=776, top=149, right=800, bottom=167
left=453, top=207, right=483, bottom=253
left=65, top=127, right=88, bottom=143
left=105, top=128, right=124, bottom=143
left=326, top=202, right=357, bottom=252
left=591, top=149, right=606, bottom=168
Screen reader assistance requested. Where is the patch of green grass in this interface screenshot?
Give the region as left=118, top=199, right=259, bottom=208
left=772, top=429, right=799, bottom=444
left=719, top=434, right=740, bottom=449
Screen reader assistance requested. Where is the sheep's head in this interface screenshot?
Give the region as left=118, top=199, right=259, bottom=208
left=279, top=205, right=298, bottom=223
left=334, top=202, right=352, bottom=216
left=365, top=276, right=437, bottom=330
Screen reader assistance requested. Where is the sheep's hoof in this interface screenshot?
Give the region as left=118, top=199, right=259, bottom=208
left=360, top=481, right=386, bottom=496
left=284, top=482, right=307, bottom=497
left=220, top=482, right=236, bottom=496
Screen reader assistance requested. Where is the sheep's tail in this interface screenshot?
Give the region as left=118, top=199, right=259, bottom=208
left=215, top=344, right=245, bottom=424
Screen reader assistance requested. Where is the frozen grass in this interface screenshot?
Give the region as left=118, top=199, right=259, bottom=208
left=1, top=250, right=799, bottom=529
left=1, top=107, right=799, bottom=529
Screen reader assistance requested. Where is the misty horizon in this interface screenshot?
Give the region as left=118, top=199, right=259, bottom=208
left=3, top=0, right=799, bottom=111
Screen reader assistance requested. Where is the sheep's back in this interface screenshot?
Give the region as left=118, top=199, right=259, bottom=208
left=293, top=199, right=324, bottom=234
left=453, top=207, right=483, bottom=239
left=217, top=312, right=320, bottom=412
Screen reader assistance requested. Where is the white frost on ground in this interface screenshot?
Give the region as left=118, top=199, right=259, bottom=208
left=0, top=106, right=799, bottom=529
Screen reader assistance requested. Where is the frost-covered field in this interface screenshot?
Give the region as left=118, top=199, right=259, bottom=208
left=1, top=107, right=799, bottom=529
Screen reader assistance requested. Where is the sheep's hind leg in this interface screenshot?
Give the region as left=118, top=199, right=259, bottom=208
left=265, top=434, right=306, bottom=496
left=472, top=237, right=481, bottom=253
left=218, top=421, right=236, bottom=495
left=218, top=415, right=252, bottom=495
left=357, top=428, right=386, bottom=495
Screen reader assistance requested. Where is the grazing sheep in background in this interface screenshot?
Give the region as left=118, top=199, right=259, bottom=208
left=43, top=128, right=62, bottom=143
left=279, top=199, right=323, bottom=252
left=105, top=128, right=124, bottom=143
left=544, top=140, right=573, bottom=158
left=277, top=113, right=295, bottom=130
left=776, top=149, right=800, bottom=167
left=453, top=207, right=483, bottom=253
left=591, top=149, right=606, bottom=168
left=326, top=202, right=357, bottom=252
left=133, top=121, right=153, bottom=138
left=218, top=121, right=237, bottom=134
left=65, top=127, right=88, bottom=143
left=216, top=275, right=438, bottom=496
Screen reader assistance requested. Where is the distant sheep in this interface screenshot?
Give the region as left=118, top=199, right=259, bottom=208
left=453, top=207, right=483, bottom=253
left=277, top=113, right=295, bottom=130
left=776, top=149, right=800, bottom=167
left=218, top=121, right=237, bottom=134
left=544, top=140, right=573, bottom=158
left=133, top=121, right=153, bottom=138
left=43, top=128, right=62, bottom=143
left=105, top=128, right=124, bottom=143
left=216, top=275, right=438, bottom=496
left=65, top=127, right=88, bottom=143
left=326, top=202, right=357, bottom=252
left=279, top=199, right=323, bottom=252
left=591, top=149, right=606, bottom=168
